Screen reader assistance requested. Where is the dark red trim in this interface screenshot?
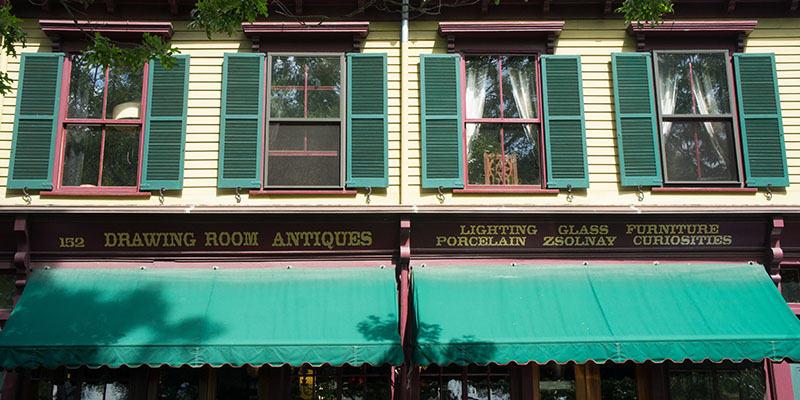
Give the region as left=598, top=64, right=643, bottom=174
left=627, top=20, right=757, bottom=53
left=454, top=187, right=559, bottom=194
left=651, top=187, right=758, bottom=192
left=243, top=21, right=369, bottom=52
left=789, top=303, right=800, bottom=315
left=40, top=189, right=151, bottom=197
left=439, top=21, right=564, bottom=54
left=39, top=20, right=173, bottom=51
left=249, top=189, right=358, bottom=195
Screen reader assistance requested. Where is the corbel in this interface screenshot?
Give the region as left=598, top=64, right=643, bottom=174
left=736, top=32, right=746, bottom=53
left=168, top=0, right=178, bottom=16
left=13, top=215, right=30, bottom=305
left=251, top=36, right=261, bottom=52
left=50, top=33, right=62, bottom=53
left=727, top=0, right=736, bottom=13
left=768, top=215, right=784, bottom=285
left=353, top=34, right=362, bottom=52
left=399, top=218, right=411, bottom=266
left=106, top=0, right=116, bottom=14
left=543, top=0, right=551, bottom=14
left=546, top=32, right=556, bottom=54
left=446, top=34, right=455, bottom=53
left=481, top=0, right=489, bottom=14
left=635, top=33, right=646, bottom=52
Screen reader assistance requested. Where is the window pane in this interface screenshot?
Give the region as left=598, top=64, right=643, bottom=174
left=656, top=52, right=731, bottom=116
left=101, top=126, right=140, bottom=187
left=104, top=382, right=129, bottom=400
left=444, top=379, right=463, bottom=400
left=467, top=123, right=501, bottom=185
left=466, top=375, right=489, bottom=400
left=662, top=121, right=737, bottom=182
left=81, top=382, right=105, bottom=400
left=540, top=364, right=575, bottom=400
left=215, top=366, right=258, bottom=400
left=504, top=124, right=540, bottom=185
left=365, top=376, right=390, bottom=400
left=267, top=123, right=340, bottom=187
left=159, top=367, right=199, bottom=400
left=0, top=274, right=15, bottom=309
left=501, top=56, right=538, bottom=119
left=419, top=376, right=441, bottom=400
left=270, top=56, right=340, bottom=119
left=465, top=56, right=500, bottom=119
left=781, top=269, right=800, bottom=303
left=68, top=56, right=105, bottom=119
left=490, top=375, right=511, bottom=400
left=105, top=65, right=143, bottom=120
left=62, top=125, right=102, bottom=187
left=600, top=363, right=637, bottom=400
left=738, top=366, right=766, bottom=400
left=669, top=371, right=712, bottom=400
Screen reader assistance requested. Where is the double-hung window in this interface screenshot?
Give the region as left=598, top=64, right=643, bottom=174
left=7, top=22, right=190, bottom=195
left=423, top=22, right=589, bottom=193
left=612, top=23, right=788, bottom=189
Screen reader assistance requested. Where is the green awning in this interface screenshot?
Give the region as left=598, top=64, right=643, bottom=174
left=412, top=263, right=800, bottom=366
left=0, top=268, right=402, bottom=369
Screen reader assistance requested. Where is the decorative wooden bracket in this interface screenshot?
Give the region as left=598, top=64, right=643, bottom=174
left=13, top=215, right=30, bottom=307
left=400, top=218, right=411, bottom=266
left=768, top=215, right=784, bottom=285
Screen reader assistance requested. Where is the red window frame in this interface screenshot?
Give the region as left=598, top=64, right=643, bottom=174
left=50, top=54, right=149, bottom=195
left=458, top=53, right=551, bottom=193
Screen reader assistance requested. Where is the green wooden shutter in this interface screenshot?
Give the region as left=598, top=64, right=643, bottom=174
left=7, top=53, right=63, bottom=190
left=420, top=54, right=463, bottom=189
left=141, top=55, right=190, bottom=191
left=217, top=53, right=264, bottom=189
left=542, top=55, right=589, bottom=189
left=347, top=53, right=388, bottom=188
left=733, top=53, right=789, bottom=187
left=612, top=53, right=662, bottom=187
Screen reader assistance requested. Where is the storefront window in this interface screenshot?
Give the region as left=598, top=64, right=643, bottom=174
left=215, top=366, right=259, bottom=400
left=419, top=365, right=512, bottom=400
left=600, top=363, right=637, bottom=400
left=28, top=368, right=131, bottom=400
left=539, top=363, right=575, bottom=400
left=781, top=268, right=800, bottom=303
left=289, top=365, right=390, bottom=400
left=0, top=272, right=15, bottom=309
left=159, top=367, right=200, bottom=400
left=668, top=362, right=765, bottom=400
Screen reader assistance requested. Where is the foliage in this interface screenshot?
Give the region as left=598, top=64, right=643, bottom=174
left=188, top=0, right=269, bottom=38
left=83, top=33, right=181, bottom=71
left=0, top=4, right=25, bottom=95
left=616, top=0, right=675, bottom=27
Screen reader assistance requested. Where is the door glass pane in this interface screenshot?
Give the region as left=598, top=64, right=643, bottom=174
left=466, top=123, right=501, bottom=185
left=267, top=123, right=340, bottom=186
left=662, top=120, right=737, bottom=182
left=600, top=363, right=638, bottom=400
left=504, top=124, right=540, bottom=185
left=540, top=364, right=575, bottom=400
left=68, top=56, right=105, bottom=119
left=101, top=125, right=140, bottom=187
left=656, top=52, right=731, bottom=115
left=465, top=56, right=500, bottom=119
left=62, top=125, right=102, bottom=187
left=500, top=56, right=538, bottom=120
left=105, top=65, right=143, bottom=120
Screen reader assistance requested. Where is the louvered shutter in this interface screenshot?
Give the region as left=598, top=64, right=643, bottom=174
left=7, top=53, right=63, bottom=190
left=542, top=55, right=588, bottom=189
left=733, top=53, right=789, bottom=187
left=612, top=53, right=662, bottom=187
left=141, top=55, right=190, bottom=191
left=347, top=53, right=388, bottom=188
left=217, top=53, right=264, bottom=189
left=420, top=54, right=463, bottom=189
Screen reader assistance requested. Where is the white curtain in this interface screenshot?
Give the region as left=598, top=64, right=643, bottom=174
left=658, top=73, right=678, bottom=137
left=508, top=66, right=536, bottom=143
left=691, top=66, right=730, bottom=166
left=465, top=62, right=491, bottom=153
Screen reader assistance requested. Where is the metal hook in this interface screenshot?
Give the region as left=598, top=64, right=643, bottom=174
left=637, top=185, right=645, bottom=202
left=365, top=186, right=372, bottom=204
left=159, top=187, right=166, bottom=206
left=21, top=187, right=31, bottom=205
left=765, top=184, right=773, bottom=201
left=235, top=186, right=242, bottom=204
left=436, top=186, right=445, bottom=204
left=566, top=184, right=573, bottom=202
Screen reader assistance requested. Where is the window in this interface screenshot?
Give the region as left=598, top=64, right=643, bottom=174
left=57, top=54, right=145, bottom=190
left=653, top=51, right=740, bottom=184
left=463, top=55, right=543, bottom=188
left=7, top=21, right=189, bottom=194
left=780, top=267, right=800, bottom=304
left=667, top=362, right=765, bottom=400
left=217, top=51, right=388, bottom=192
left=29, top=367, right=133, bottom=400
left=419, top=365, right=514, bottom=400
left=538, top=363, right=575, bottom=400
left=267, top=54, right=344, bottom=188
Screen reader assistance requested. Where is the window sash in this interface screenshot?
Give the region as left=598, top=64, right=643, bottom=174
left=265, top=53, right=346, bottom=189
left=653, top=50, right=744, bottom=186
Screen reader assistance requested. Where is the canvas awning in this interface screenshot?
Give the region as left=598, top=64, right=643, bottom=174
left=0, top=267, right=403, bottom=369
left=412, top=263, right=800, bottom=366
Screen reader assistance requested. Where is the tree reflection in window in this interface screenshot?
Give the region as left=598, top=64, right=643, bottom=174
left=668, top=361, right=765, bottom=400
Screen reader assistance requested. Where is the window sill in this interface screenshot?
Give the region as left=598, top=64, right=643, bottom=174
left=651, top=187, right=758, bottom=193
left=454, top=186, right=559, bottom=194
left=40, top=189, right=151, bottom=197
left=249, top=189, right=358, bottom=195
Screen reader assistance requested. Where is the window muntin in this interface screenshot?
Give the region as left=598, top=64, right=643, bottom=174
left=464, top=55, right=543, bottom=188
left=266, top=54, right=345, bottom=188
left=653, top=51, right=742, bottom=185
left=58, top=54, right=146, bottom=190
left=667, top=362, right=765, bottom=400
left=419, top=364, right=512, bottom=400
